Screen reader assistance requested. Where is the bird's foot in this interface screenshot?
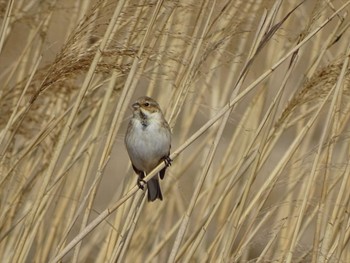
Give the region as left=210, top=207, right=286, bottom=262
left=163, top=156, right=172, bottom=167
left=137, top=178, right=147, bottom=190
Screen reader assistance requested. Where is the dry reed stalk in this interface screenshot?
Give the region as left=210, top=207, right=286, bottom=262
left=2, top=1, right=350, bottom=262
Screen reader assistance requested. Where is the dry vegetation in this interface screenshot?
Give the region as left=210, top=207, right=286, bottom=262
left=1, top=0, right=350, bottom=262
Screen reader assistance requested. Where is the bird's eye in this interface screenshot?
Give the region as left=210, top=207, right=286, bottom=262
left=144, top=102, right=150, bottom=107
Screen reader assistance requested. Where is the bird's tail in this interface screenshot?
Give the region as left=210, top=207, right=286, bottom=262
left=147, top=177, right=163, bottom=201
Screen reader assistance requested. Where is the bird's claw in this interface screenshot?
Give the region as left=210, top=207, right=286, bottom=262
left=164, top=156, right=172, bottom=167
left=137, top=178, right=146, bottom=190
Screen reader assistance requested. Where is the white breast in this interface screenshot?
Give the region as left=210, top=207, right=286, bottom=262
left=125, top=119, right=171, bottom=173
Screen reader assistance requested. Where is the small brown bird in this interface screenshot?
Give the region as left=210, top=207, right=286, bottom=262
left=125, top=96, right=172, bottom=201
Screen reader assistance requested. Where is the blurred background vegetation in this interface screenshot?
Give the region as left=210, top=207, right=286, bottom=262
left=1, top=0, right=350, bottom=262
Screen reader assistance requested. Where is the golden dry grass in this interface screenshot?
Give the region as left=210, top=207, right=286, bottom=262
left=1, top=0, right=350, bottom=262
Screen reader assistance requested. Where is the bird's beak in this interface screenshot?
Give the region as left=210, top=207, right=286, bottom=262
left=131, top=102, right=140, bottom=110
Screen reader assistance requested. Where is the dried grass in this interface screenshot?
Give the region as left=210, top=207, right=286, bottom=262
left=1, top=0, right=350, bottom=262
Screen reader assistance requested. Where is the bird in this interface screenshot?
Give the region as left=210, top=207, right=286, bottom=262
left=125, top=96, right=172, bottom=201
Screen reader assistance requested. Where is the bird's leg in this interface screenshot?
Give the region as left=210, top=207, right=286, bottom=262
left=133, top=165, right=147, bottom=190
left=163, top=155, right=172, bottom=167
left=137, top=177, right=147, bottom=190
